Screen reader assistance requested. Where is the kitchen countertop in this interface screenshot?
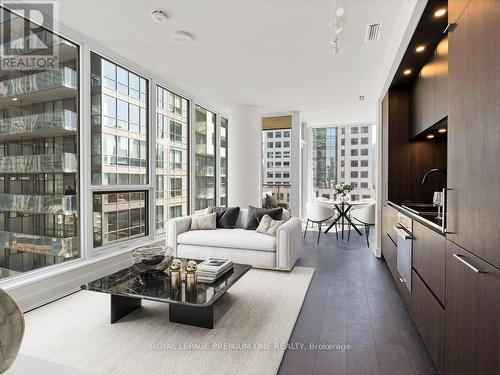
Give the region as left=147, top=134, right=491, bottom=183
left=387, top=201, right=445, bottom=235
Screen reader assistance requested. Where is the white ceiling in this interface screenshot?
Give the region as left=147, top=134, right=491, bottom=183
left=54, top=0, right=417, bottom=125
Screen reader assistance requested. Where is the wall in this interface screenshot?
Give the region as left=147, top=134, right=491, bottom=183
left=227, top=105, right=262, bottom=208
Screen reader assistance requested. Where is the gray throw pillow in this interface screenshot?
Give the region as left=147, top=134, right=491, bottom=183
left=246, top=206, right=283, bottom=230
left=256, top=214, right=287, bottom=236
left=209, top=206, right=240, bottom=229
left=190, top=212, right=217, bottom=230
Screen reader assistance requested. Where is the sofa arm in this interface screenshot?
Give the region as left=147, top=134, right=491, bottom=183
left=276, top=217, right=302, bottom=270
left=167, top=216, right=192, bottom=256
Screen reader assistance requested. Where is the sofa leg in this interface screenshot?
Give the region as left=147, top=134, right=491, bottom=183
left=304, top=219, right=309, bottom=238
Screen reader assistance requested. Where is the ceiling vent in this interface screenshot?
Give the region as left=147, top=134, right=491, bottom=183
left=365, top=23, right=382, bottom=42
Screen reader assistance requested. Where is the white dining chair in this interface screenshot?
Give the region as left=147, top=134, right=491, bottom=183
left=305, top=201, right=336, bottom=244
left=348, top=201, right=376, bottom=247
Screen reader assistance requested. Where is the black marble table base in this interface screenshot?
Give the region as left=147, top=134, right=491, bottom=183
left=110, top=294, right=214, bottom=329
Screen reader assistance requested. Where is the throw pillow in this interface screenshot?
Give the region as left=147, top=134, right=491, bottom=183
left=246, top=206, right=283, bottom=230
left=265, top=194, right=279, bottom=208
left=209, top=206, right=240, bottom=229
left=190, top=212, right=217, bottom=230
left=256, top=214, right=287, bottom=236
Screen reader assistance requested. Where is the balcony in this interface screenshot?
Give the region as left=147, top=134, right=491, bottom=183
left=0, top=153, right=78, bottom=174
left=0, top=110, right=77, bottom=140
left=0, top=67, right=77, bottom=106
left=195, top=144, right=216, bottom=156
left=195, top=166, right=215, bottom=177
left=0, top=230, right=77, bottom=257
left=0, top=193, right=77, bottom=215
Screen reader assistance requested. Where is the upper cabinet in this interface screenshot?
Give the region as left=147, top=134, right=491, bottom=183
left=447, top=0, right=500, bottom=268
left=411, top=37, right=448, bottom=138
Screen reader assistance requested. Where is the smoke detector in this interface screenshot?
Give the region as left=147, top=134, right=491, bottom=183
left=151, top=10, right=168, bottom=24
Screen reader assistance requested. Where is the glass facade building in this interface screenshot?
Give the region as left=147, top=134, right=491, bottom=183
left=0, top=8, right=80, bottom=279
left=155, top=85, right=189, bottom=234
left=194, top=105, right=216, bottom=212
left=0, top=6, right=228, bottom=282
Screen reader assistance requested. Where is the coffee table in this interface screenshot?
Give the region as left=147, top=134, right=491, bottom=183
left=81, top=259, right=251, bottom=329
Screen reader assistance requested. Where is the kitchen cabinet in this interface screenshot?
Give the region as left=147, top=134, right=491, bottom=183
left=381, top=93, right=389, bottom=202
left=412, top=221, right=446, bottom=304
left=449, top=0, right=471, bottom=23
left=411, top=270, right=445, bottom=374
left=444, top=240, right=500, bottom=375
left=411, top=37, right=448, bottom=138
left=447, top=0, right=500, bottom=268
left=381, top=205, right=398, bottom=277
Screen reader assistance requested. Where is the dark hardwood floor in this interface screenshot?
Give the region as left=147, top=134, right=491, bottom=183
left=278, top=227, right=437, bottom=375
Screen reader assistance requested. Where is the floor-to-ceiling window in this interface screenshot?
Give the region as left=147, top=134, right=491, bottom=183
left=220, top=117, right=228, bottom=206
left=155, top=86, right=189, bottom=234
left=194, top=105, right=216, bottom=212
left=262, top=116, right=292, bottom=209
left=0, top=7, right=80, bottom=279
left=90, top=53, right=149, bottom=248
left=312, top=124, right=375, bottom=201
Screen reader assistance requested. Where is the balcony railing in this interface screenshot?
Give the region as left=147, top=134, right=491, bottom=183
left=0, top=231, right=77, bottom=258
left=195, top=166, right=215, bottom=176
left=0, top=67, right=77, bottom=99
left=0, top=110, right=77, bottom=138
left=0, top=193, right=77, bottom=215
left=0, top=153, right=78, bottom=173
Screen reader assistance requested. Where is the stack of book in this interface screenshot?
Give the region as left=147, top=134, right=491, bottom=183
left=197, top=258, right=234, bottom=283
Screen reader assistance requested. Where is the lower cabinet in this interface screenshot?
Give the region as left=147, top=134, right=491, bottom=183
left=444, top=240, right=500, bottom=375
left=410, top=270, right=444, bottom=373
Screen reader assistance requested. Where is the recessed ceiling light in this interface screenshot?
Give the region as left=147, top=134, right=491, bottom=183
left=427, top=134, right=435, bottom=139
left=403, top=69, right=412, bottom=75
left=438, top=128, right=447, bottom=133
left=434, top=8, right=447, bottom=17
left=151, top=10, right=168, bottom=24
left=415, top=45, right=425, bottom=52
left=172, top=31, right=195, bottom=44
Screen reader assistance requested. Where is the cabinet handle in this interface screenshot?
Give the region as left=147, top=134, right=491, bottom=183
left=453, top=254, right=485, bottom=273
left=444, top=23, right=457, bottom=33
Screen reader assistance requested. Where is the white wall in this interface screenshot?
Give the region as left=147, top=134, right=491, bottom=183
left=227, top=105, right=262, bottom=208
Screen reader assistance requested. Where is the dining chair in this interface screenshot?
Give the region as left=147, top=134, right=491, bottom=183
left=347, top=201, right=376, bottom=247
left=304, top=201, right=336, bottom=244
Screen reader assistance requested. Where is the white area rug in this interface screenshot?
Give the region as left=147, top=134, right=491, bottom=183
left=20, top=266, right=314, bottom=375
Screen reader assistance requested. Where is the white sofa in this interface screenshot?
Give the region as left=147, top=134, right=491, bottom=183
left=166, top=208, right=301, bottom=271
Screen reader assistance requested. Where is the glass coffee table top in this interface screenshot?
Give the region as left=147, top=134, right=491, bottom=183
left=81, top=259, right=252, bottom=307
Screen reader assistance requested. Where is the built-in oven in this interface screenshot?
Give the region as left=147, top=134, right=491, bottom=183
left=393, top=213, right=413, bottom=291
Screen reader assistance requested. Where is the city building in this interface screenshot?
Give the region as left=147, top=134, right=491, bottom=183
left=262, top=128, right=291, bottom=207
left=312, top=125, right=375, bottom=201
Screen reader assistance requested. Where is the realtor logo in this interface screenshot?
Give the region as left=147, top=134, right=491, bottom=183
left=0, top=1, right=59, bottom=70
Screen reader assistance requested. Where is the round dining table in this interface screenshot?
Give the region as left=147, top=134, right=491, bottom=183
left=317, top=199, right=369, bottom=240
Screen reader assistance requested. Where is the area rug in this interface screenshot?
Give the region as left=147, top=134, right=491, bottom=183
left=19, top=266, right=314, bottom=375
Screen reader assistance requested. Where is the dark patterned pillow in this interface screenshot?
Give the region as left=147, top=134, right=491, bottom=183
left=246, top=206, right=283, bottom=230
left=209, top=206, right=240, bottom=229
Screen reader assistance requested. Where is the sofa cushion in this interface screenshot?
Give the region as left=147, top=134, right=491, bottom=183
left=246, top=206, right=283, bottom=230
left=208, top=206, right=240, bottom=229
left=190, top=212, right=217, bottom=230
left=177, top=228, right=276, bottom=252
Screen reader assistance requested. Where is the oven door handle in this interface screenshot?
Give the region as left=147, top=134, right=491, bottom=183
left=393, top=225, right=413, bottom=240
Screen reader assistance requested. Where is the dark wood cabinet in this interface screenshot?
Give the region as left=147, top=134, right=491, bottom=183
left=447, top=0, right=500, bottom=269
left=381, top=204, right=398, bottom=276
left=411, top=37, right=448, bottom=138
left=444, top=240, right=500, bottom=375
left=449, top=0, right=471, bottom=23
left=412, top=221, right=446, bottom=304
left=411, top=270, right=445, bottom=373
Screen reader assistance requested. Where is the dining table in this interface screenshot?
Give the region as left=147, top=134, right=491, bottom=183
left=317, top=199, right=368, bottom=240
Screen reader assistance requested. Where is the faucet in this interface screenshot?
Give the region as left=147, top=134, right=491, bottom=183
left=421, top=169, right=447, bottom=184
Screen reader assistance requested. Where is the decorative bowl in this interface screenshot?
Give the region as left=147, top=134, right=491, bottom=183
left=131, top=246, right=172, bottom=273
